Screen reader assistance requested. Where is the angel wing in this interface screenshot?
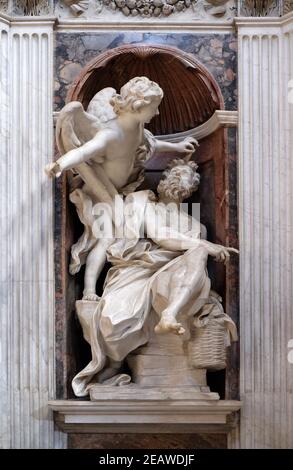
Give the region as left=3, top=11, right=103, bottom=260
left=56, top=87, right=117, bottom=156
left=87, top=87, right=117, bottom=124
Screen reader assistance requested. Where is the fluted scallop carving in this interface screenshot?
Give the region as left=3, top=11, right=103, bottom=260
left=239, top=0, right=280, bottom=16
left=67, top=45, right=221, bottom=136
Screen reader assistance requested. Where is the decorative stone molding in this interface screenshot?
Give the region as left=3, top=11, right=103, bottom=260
left=49, top=398, right=241, bottom=433
left=55, top=0, right=236, bottom=20
left=238, top=1, right=293, bottom=16
left=238, top=0, right=280, bottom=17
left=284, top=0, right=293, bottom=14
left=101, top=0, right=195, bottom=19
left=0, top=0, right=9, bottom=12
left=1, top=0, right=292, bottom=17
left=62, top=0, right=90, bottom=16
left=14, top=0, right=50, bottom=15
left=0, top=0, right=53, bottom=15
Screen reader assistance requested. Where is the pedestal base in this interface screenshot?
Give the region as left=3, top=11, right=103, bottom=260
left=89, top=384, right=217, bottom=401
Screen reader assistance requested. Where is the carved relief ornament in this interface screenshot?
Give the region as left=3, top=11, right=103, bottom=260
left=57, top=0, right=235, bottom=19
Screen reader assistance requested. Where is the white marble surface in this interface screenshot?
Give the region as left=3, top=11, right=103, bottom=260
left=232, top=12, right=293, bottom=449
left=0, top=18, right=65, bottom=449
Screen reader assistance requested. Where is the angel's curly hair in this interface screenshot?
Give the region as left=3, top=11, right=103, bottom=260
left=157, top=159, right=200, bottom=202
left=110, top=77, right=163, bottom=115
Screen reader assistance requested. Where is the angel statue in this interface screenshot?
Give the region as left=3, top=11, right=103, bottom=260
left=46, top=77, right=198, bottom=300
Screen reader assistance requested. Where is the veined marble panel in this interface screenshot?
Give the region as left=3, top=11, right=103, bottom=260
left=54, top=32, right=237, bottom=113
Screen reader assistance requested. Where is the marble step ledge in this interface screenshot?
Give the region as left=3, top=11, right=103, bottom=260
left=49, top=390, right=241, bottom=434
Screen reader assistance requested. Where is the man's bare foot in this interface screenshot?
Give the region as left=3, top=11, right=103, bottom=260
left=154, top=315, right=185, bottom=336
left=82, top=293, right=100, bottom=301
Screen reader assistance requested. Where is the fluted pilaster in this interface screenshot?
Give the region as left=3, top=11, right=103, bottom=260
left=0, top=17, right=65, bottom=449
left=233, top=14, right=293, bottom=448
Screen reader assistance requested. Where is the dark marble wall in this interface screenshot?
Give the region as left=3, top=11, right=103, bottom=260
left=68, top=433, right=227, bottom=449
left=225, top=127, right=239, bottom=401
left=54, top=33, right=237, bottom=112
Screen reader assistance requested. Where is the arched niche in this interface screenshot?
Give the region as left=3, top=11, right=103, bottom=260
left=66, top=44, right=223, bottom=135
left=55, top=45, right=238, bottom=403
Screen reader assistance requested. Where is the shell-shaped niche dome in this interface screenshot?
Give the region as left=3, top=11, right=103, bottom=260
left=67, top=45, right=222, bottom=136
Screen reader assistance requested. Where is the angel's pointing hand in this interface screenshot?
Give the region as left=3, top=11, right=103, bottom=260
left=45, top=162, right=62, bottom=178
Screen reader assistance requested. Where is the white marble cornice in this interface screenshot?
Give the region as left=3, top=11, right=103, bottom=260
left=0, top=11, right=235, bottom=32
left=235, top=10, right=293, bottom=29
left=0, top=11, right=10, bottom=24
left=55, top=18, right=235, bottom=33
left=0, top=10, right=236, bottom=32
left=156, top=110, right=238, bottom=142
left=0, top=12, right=56, bottom=26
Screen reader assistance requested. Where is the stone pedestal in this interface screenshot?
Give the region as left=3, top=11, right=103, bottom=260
left=90, top=385, right=217, bottom=401
left=76, top=300, right=213, bottom=394
left=127, top=311, right=209, bottom=389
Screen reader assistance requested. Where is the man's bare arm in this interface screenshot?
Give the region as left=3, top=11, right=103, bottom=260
left=144, top=204, right=235, bottom=262
left=144, top=203, right=201, bottom=251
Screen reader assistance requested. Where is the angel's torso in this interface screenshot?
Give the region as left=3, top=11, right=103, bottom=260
left=98, top=122, right=144, bottom=189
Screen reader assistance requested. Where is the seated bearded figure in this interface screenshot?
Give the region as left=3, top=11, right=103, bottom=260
left=72, top=159, right=237, bottom=397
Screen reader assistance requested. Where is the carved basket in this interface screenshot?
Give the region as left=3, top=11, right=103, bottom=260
left=187, top=308, right=228, bottom=371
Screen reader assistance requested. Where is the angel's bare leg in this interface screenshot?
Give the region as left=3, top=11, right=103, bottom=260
left=83, top=238, right=114, bottom=301
left=155, top=247, right=209, bottom=335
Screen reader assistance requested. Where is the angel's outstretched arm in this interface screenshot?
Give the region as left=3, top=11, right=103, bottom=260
left=154, top=137, right=199, bottom=160
left=46, top=129, right=112, bottom=177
